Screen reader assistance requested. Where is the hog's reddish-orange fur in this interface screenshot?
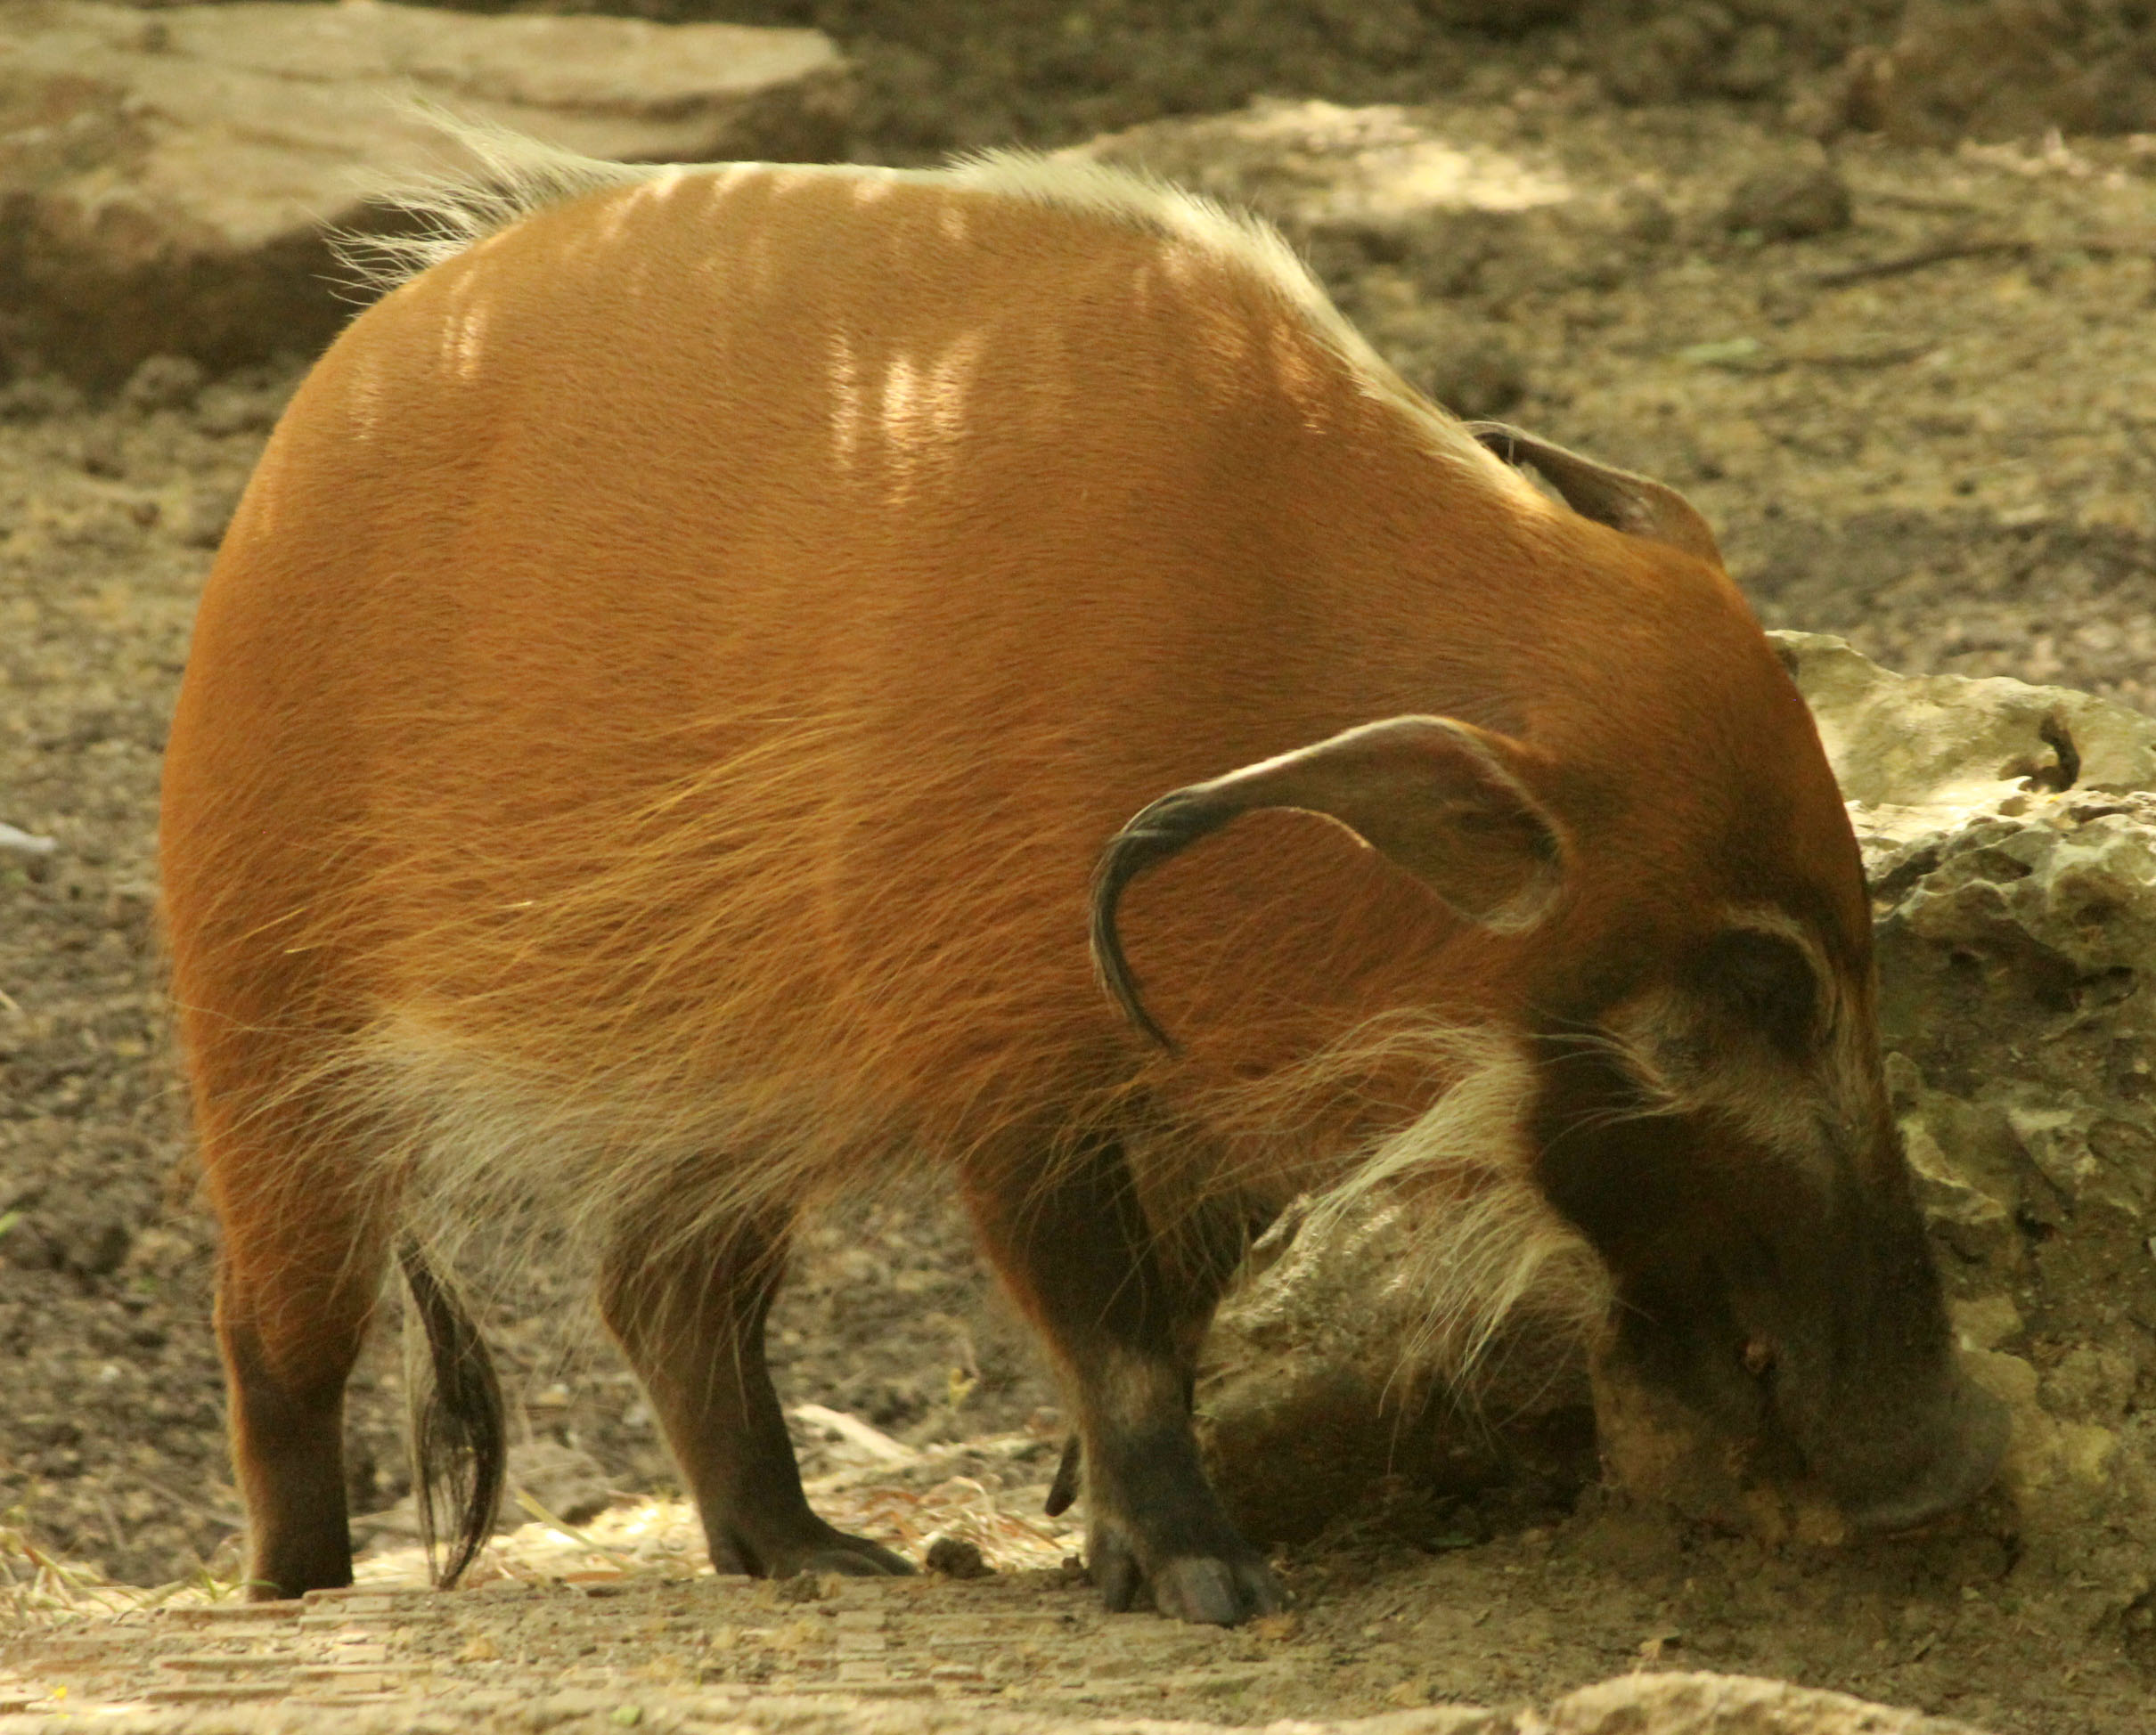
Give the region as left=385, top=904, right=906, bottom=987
left=161, top=149, right=1856, bottom=1582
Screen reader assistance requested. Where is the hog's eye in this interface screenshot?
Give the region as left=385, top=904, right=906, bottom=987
left=1694, top=929, right=1818, bottom=1055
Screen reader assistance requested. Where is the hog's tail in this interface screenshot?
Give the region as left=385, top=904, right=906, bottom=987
left=397, top=1240, right=506, bottom=1587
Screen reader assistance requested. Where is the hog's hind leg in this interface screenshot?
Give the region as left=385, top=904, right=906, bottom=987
left=598, top=1211, right=912, bottom=1578
left=205, top=1106, right=389, bottom=1601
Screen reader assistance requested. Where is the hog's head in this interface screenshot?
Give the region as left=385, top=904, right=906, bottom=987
left=1089, top=427, right=2005, bottom=1535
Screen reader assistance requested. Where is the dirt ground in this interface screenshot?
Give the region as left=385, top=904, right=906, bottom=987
left=6, top=6, right=2156, bottom=1732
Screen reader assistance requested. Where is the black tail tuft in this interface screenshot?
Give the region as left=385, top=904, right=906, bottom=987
left=398, top=1241, right=505, bottom=1588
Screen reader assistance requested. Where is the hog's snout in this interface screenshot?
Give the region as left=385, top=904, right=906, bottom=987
left=1593, top=1338, right=2011, bottom=1538
left=1829, top=1365, right=2010, bottom=1535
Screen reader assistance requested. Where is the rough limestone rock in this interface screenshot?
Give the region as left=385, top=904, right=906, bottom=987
left=1200, top=1196, right=1600, bottom=1545
left=1785, top=631, right=2156, bottom=816
left=1775, top=631, right=2156, bottom=1617
left=0, top=0, right=848, bottom=385
left=1537, top=1669, right=1989, bottom=1735
left=1205, top=633, right=2156, bottom=1625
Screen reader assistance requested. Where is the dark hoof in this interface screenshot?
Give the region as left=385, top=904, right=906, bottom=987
left=1150, top=1554, right=1285, bottom=1625
left=712, top=1520, right=914, bottom=1578
left=793, top=1535, right=916, bottom=1577
left=1086, top=1531, right=1283, bottom=1625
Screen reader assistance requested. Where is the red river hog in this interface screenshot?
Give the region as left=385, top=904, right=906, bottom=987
left=159, top=127, right=2007, bottom=1625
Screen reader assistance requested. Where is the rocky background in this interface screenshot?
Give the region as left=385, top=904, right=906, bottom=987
left=5, top=3, right=2156, bottom=1732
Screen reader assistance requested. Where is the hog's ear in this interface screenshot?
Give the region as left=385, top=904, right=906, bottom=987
left=1467, top=420, right=1723, bottom=566
left=1090, top=716, right=1566, bottom=1047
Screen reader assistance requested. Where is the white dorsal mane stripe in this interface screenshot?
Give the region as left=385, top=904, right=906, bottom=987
left=334, top=107, right=1528, bottom=487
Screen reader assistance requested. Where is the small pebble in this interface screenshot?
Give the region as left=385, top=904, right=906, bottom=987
left=1722, top=162, right=1852, bottom=240
left=122, top=354, right=206, bottom=413
left=0, top=822, right=57, bottom=855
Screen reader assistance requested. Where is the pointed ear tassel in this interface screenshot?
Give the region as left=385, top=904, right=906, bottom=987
left=1468, top=421, right=1722, bottom=566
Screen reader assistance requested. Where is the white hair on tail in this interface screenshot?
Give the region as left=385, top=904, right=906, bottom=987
left=331, top=105, right=1524, bottom=485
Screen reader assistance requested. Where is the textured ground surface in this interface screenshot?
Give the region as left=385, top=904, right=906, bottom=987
left=5, top=17, right=2156, bottom=1735
left=0, top=1495, right=2005, bottom=1732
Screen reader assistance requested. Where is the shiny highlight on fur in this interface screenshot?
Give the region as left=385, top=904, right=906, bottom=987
left=333, top=108, right=1531, bottom=485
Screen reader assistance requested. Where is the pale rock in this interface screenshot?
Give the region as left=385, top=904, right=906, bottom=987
left=1066, top=97, right=1573, bottom=237
left=1201, top=1200, right=1598, bottom=1542
left=1761, top=634, right=2156, bottom=1594
left=1961, top=1346, right=2040, bottom=1413
left=1777, top=631, right=2156, bottom=829
left=1537, top=1669, right=1989, bottom=1735
left=1947, top=1292, right=2021, bottom=1353
left=1966, top=1344, right=2120, bottom=1521
left=0, top=0, right=848, bottom=385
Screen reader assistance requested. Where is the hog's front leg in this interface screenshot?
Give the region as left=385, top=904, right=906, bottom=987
left=964, top=1139, right=1281, bottom=1625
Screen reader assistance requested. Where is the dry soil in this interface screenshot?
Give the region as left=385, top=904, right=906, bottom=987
left=4, top=22, right=2156, bottom=1735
